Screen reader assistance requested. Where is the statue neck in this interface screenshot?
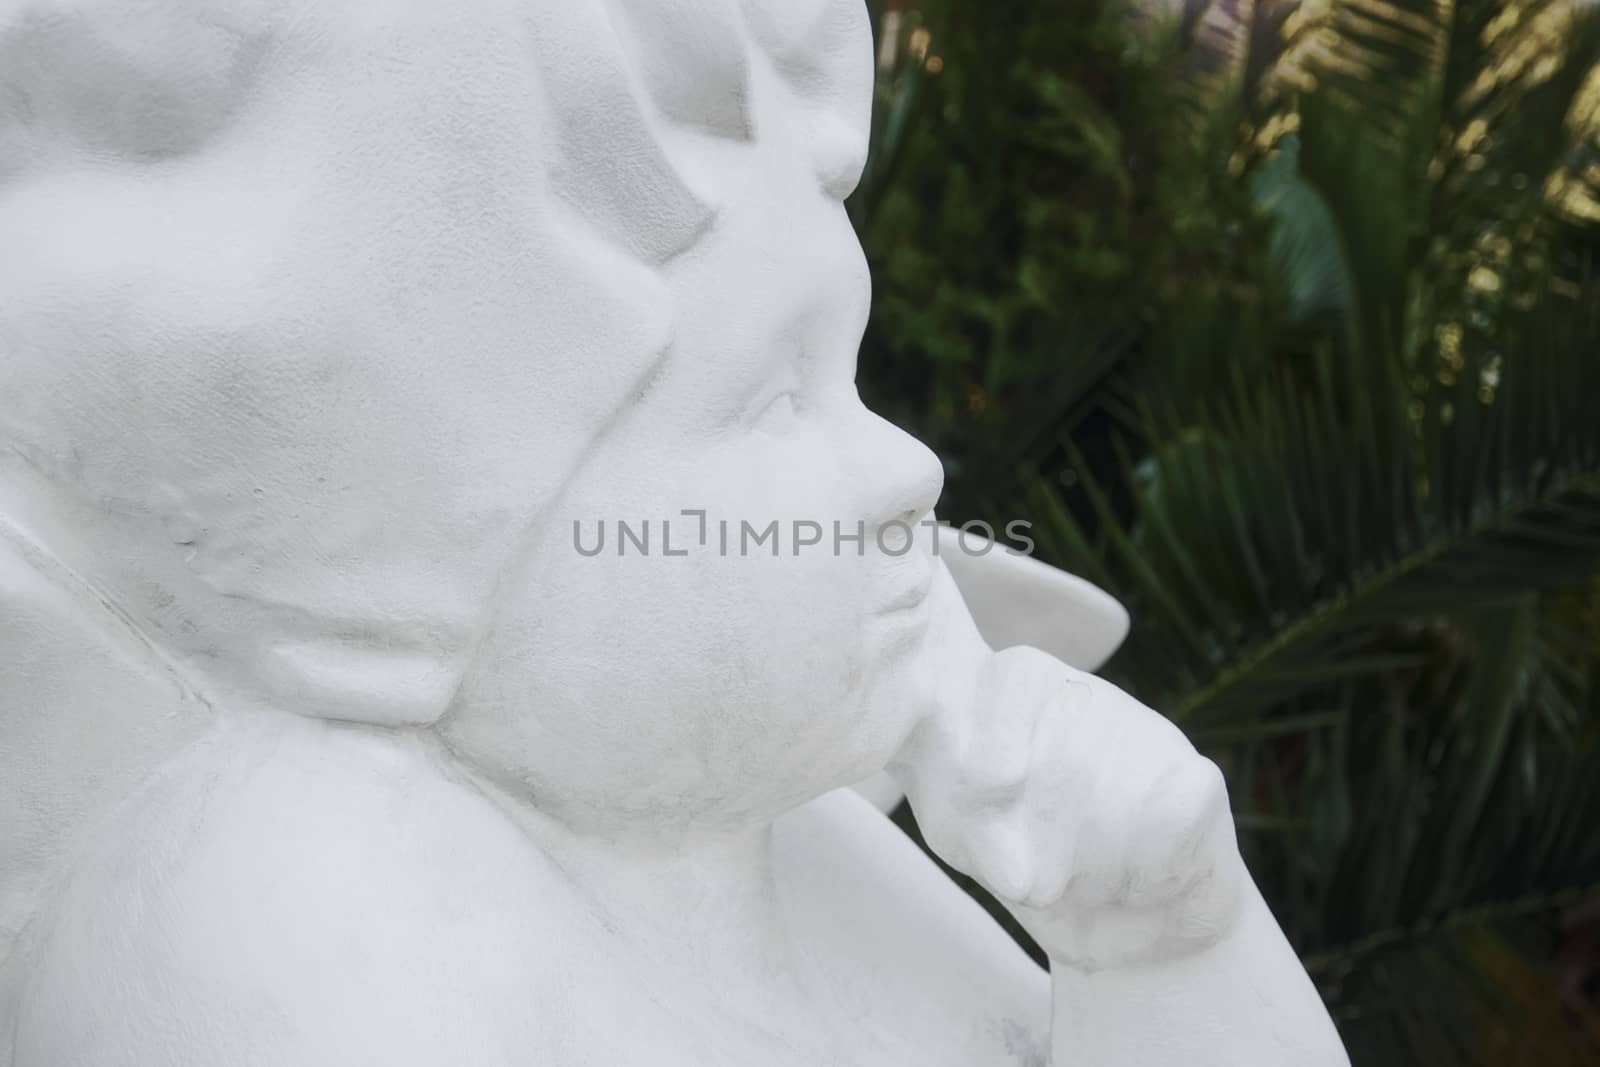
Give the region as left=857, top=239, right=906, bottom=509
left=460, top=764, right=818, bottom=999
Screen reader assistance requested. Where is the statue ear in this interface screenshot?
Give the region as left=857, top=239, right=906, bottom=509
left=0, top=520, right=208, bottom=970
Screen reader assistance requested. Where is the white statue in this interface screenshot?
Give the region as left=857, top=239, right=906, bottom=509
left=0, top=1, right=1350, bottom=1063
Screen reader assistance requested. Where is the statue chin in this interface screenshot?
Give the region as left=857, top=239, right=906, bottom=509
left=0, top=2, right=1349, bottom=1064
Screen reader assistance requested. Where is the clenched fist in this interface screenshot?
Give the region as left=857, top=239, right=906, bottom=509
left=891, top=644, right=1246, bottom=973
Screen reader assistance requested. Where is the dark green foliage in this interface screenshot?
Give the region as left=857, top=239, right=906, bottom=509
left=853, top=2, right=1600, bottom=1060
left=852, top=0, right=1278, bottom=515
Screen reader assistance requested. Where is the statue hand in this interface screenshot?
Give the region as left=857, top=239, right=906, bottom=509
left=892, top=645, right=1246, bottom=972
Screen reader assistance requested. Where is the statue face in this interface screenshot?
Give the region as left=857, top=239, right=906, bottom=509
left=440, top=4, right=949, bottom=829
left=2, top=0, right=942, bottom=819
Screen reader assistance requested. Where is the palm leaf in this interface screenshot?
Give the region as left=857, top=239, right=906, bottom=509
left=1037, top=284, right=1600, bottom=728
left=1318, top=904, right=1600, bottom=1065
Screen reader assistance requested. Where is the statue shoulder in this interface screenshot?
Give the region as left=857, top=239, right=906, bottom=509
left=7, top=717, right=584, bottom=1066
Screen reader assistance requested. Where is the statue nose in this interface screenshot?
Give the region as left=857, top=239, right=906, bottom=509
left=856, top=411, right=946, bottom=531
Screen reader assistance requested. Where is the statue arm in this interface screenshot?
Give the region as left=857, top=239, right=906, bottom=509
left=1044, top=876, right=1347, bottom=1066
left=890, top=568, right=1349, bottom=1065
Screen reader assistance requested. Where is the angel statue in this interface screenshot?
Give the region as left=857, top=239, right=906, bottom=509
left=0, top=1, right=1349, bottom=1063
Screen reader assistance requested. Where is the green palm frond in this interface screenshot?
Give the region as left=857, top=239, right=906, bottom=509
left=1318, top=903, right=1600, bottom=1065
left=1024, top=286, right=1600, bottom=1052
left=853, top=5, right=1600, bottom=1057
left=1300, top=0, right=1446, bottom=141
left=1033, top=284, right=1600, bottom=727
left=1289, top=0, right=1600, bottom=359
left=1300, top=641, right=1600, bottom=1063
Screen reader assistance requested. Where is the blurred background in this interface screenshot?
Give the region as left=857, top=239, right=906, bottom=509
left=847, top=0, right=1600, bottom=1061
